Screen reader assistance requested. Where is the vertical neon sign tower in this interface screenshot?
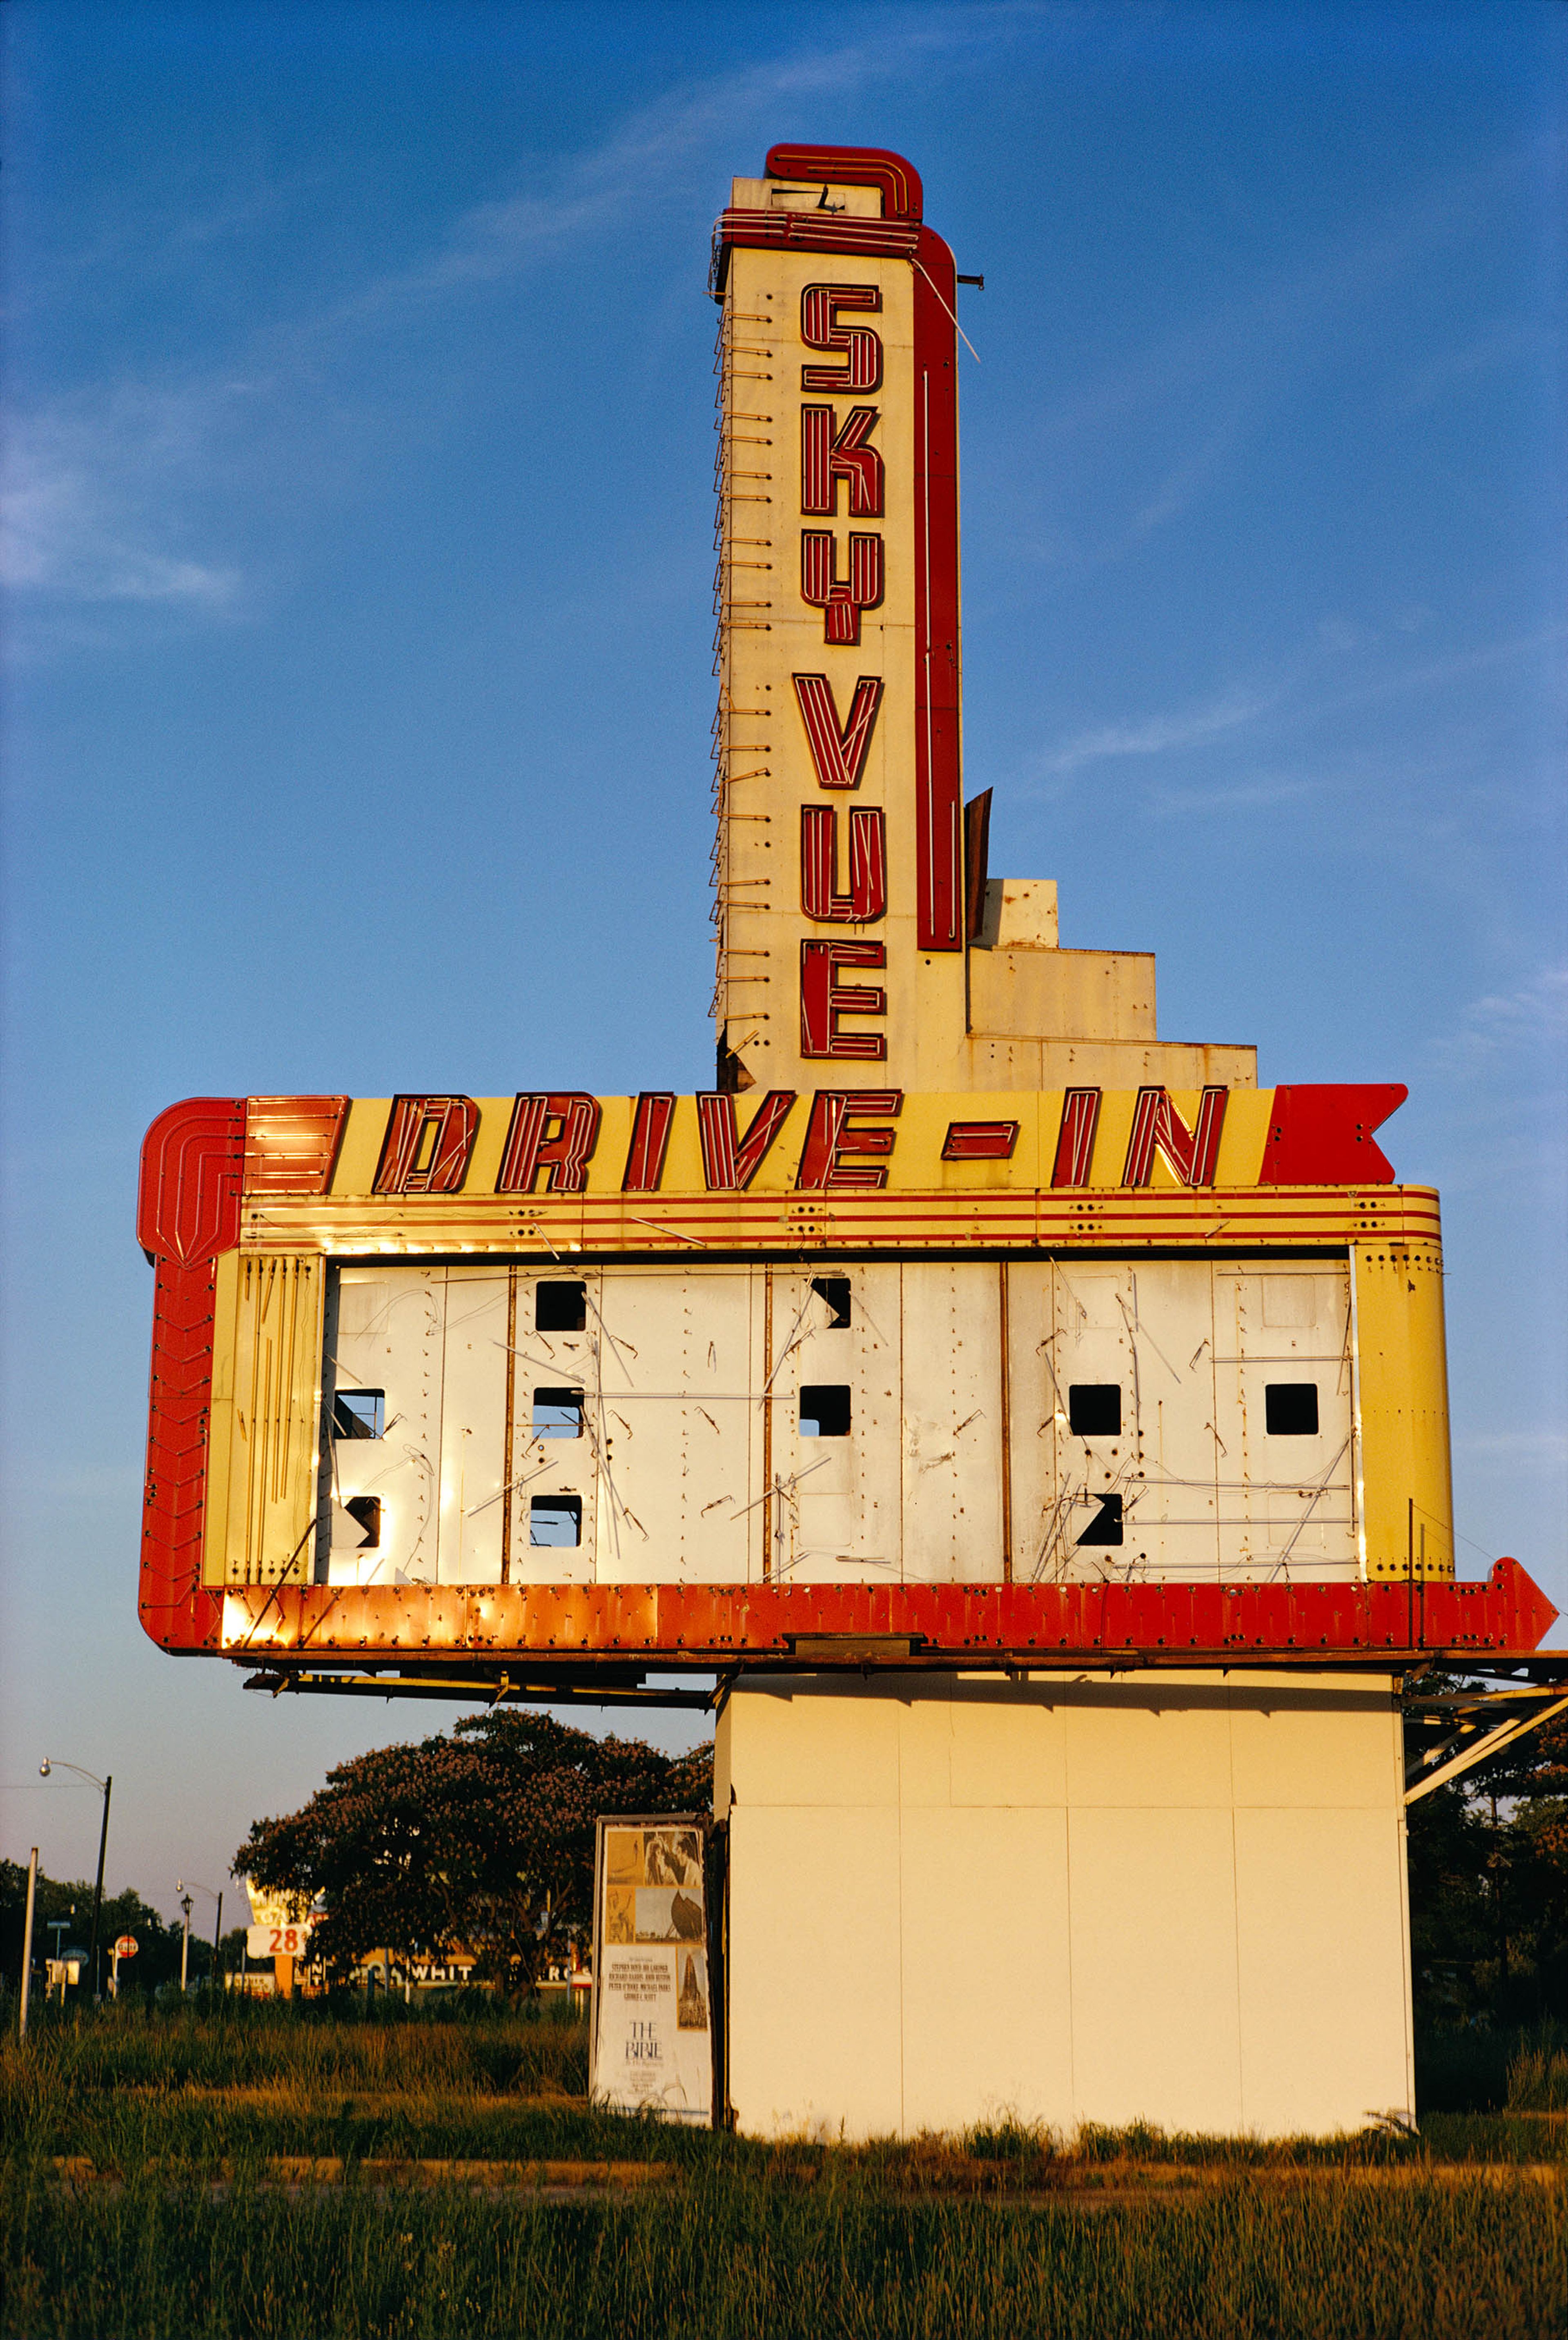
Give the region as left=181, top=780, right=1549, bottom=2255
left=712, top=146, right=968, bottom=1093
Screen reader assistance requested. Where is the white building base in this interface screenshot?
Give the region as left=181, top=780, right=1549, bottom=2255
left=715, top=1670, right=1414, bottom=2141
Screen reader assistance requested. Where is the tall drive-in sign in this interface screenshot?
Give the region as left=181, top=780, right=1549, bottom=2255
left=132, top=143, right=1563, bottom=2139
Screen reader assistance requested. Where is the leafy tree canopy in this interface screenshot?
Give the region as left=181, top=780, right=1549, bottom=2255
left=1405, top=1687, right=1568, bottom=2026
left=233, top=1710, right=712, bottom=1993
left=0, top=1866, right=189, bottom=1995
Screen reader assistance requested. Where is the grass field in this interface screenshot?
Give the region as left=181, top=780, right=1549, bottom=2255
left=2, top=1999, right=1564, bottom=2340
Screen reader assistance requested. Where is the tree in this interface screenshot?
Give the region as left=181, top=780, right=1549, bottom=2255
left=1405, top=1688, right=1568, bottom=2025
left=234, top=1710, right=712, bottom=1993
left=0, top=1865, right=186, bottom=1998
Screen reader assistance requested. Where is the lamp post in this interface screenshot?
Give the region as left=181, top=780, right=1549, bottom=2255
left=178, top=1893, right=193, bottom=1992
left=176, top=1881, right=222, bottom=1990
left=40, top=1760, right=112, bottom=2002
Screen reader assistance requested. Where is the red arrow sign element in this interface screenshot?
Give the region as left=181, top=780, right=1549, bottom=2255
left=1260, top=1084, right=1409, bottom=1184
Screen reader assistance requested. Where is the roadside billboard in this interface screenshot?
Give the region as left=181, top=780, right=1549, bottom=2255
left=590, top=1818, right=714, bottom=2125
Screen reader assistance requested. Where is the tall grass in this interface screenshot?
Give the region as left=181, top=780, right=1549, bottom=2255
left=1506, top=2023, right=1568, bottom=2113
left=3, top=2002, right=1565, bottom=2339
left=0, top=2000, right=676, bottom=2175
left=1416, top=2021, right=1568, bottom=2115
left=4, top=2164, right=1564, bottom=2340
left=2, top=1990, right=586, bottom=2098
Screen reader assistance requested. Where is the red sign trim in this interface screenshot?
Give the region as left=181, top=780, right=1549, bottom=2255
left=216, top=1560, right=1558, bottom=1669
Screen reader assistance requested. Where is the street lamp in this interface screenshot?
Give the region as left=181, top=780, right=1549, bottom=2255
left=176, top=1880, right=223, bottom=1992
left=40, top=1760, right=112, bottom=2002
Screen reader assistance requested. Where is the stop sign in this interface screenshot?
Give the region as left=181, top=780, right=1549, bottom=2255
left=114, top=1935, right=138, bottom=1959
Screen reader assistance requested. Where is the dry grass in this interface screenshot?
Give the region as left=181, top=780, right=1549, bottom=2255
left=3, top=2001, right=1565, bottom=2338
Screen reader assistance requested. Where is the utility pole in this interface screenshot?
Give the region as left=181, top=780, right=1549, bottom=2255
left=178, top=1880, right=221, bottom=1992
left=18, top=1850, right=37, bottom=2039
left=39, top=1761, right=113, bottom=2002
left=88, top=1775, right=113, bottom=2002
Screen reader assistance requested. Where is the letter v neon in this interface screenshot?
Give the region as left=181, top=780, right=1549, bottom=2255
left=792, top=673, right=884, bottom=790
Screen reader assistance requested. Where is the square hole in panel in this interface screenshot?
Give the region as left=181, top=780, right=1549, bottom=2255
left=1068, top=1383, right=1121, bottom=1438
left=530, top=1496, right=583, bottom=1547
left=1265, top=1383, right=1319, bottom=1436
left=535, top=1280, right=586, bottom=1332
left=332, top=1389, right=385, bottom=1440
left=344, top=1494, right=382, bottom=1549
left=532, top=1387, right=584, bottom=1439
left=811, top=1276, right=852, bottom=1329
left=800, top=1385, right=852, bottom=1437
left=1075, top=1491, right=1123, bottom=1546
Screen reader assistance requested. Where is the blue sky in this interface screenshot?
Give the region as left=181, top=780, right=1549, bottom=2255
left=2, top=2, right=1563, bottom=1914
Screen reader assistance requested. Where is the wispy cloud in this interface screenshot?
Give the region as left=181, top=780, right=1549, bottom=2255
left=1005, top=200, right=1551, bottom=586
left=1030, top=682, right=1277, bottom=778
left=1122, top=411, right=1244, bottom=543
left=1033, top=142, right=1539, bottom=454
left=2, top=390, right=245, bottom=608
left=0, top=23, right=951, bottom=623
left=1009, top=404, right=1254, bottom=576
left=1395, top=319, right=1552, bottom=412
left=1147, top=774, right=1317, bottom=819
left=1435, top=966, right=1568, bottom=1076
left=1308, top=624, right=1568, bottom=722
left=309, top=38, right=910, bottom=327
left=996, top=136, right=1550, bottom=582
left=1020, top=614, right=1563, bottom=799
left=1456, top=1428, right=1568, bottom=1472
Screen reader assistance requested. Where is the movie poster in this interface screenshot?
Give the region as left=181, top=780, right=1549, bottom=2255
left=590, top=1818, right=712, bottom=2124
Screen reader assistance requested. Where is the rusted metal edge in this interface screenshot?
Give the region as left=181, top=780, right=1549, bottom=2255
left=209, top=1560, right=1559, bottom=1666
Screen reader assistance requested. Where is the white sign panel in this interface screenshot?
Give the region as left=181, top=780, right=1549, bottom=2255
left=590, top=1819, right=712, bottom=2125
left=247, top=1922, right=312, bottom=1960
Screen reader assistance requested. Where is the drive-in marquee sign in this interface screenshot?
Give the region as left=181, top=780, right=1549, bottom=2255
left=135, top=145, right=1558, bottom=1691
left=136, top=1083, right=1557, bottom=1679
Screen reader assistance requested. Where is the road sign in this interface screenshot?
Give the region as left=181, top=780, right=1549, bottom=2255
left=114, top=1934, right=138, bottom=1959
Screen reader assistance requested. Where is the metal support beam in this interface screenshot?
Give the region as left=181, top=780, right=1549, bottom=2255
left=240, top=1665, right=714, bottom=1712
left=1404, top=1689, right=1568, bottom=1804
